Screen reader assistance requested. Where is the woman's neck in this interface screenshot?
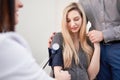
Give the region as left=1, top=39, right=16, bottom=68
left=71, top=33, right=80, bottom=52
left=71, top=33, right=79, bottom=41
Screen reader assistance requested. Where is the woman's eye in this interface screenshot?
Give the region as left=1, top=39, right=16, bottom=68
left=74, top=17, right=79, bottom=21
left=67, top=19, right=70, bottom=23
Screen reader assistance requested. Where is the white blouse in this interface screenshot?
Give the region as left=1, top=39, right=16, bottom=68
left=0, top=32, right=53, bottom=80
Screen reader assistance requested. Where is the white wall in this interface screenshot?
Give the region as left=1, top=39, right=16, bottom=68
left=16, top=0, right=55, bottom=65
left=16, top=0, right=78, bottom=71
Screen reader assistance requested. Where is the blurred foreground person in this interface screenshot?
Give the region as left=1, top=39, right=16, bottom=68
left=0, top=0, right=71, bottom=80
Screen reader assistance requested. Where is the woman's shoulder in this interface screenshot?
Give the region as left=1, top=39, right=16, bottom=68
left=0, top=32, right=30, bottom=50
left=0, top=32, right=34, bottom=71
left=0, top=32, right=44, bottom=80
left=0, top=32, right=32, bottom=59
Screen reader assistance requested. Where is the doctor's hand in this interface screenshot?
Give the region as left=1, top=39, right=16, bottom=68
left=48, top=32, right=56, bottom=48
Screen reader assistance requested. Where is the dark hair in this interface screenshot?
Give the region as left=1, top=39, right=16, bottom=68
left=0, top=0, right=15, bottom=32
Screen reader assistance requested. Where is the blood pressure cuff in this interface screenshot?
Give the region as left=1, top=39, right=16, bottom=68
left=48, top=48, right=63, bottom=67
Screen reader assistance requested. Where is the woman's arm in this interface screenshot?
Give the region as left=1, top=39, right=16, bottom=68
left=48, top=33, right=71, bottom=80
left=87, top=43, right=100, bottom=80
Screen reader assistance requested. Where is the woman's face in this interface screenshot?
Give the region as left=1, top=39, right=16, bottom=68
left=15, top=0, right=23, bottom=24
left=67, top=10, right=82, bottom=33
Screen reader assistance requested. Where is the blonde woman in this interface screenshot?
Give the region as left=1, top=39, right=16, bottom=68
left=48, top=2, right=100, bottom=80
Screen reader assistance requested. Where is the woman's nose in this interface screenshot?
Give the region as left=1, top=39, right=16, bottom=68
left=70, top=21, right=75, bottom=27
left=18, top=0, right=23, bottom=8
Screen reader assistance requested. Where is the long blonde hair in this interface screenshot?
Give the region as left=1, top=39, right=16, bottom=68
left=61, top=2, right=93, bottom=69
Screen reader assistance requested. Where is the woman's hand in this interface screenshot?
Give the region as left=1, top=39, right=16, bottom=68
left=54, top=66, right=71, bottom=80
left=55, top=70, right=71, bottom=80
left=48, top=32, right=56, bottom=48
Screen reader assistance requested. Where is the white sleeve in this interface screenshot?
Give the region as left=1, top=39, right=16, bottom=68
left=0, top=35, right=54, bottom=80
